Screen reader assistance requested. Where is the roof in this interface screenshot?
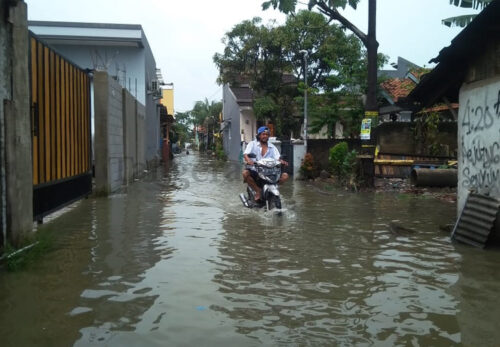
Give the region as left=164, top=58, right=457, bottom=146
left=381, top=78, right=416, bottom=102
left=379, top=57, right=420, bottom=79
left=230, top=86, right=254, bottom=107
left=28, top=20, right=149, bottom=48
left=281, top=73, right=297, bottom=85
left=408, top=0, right=500, bottom=108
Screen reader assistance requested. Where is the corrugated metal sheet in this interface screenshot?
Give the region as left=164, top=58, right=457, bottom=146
left=452, top=193, right=500, bottom=248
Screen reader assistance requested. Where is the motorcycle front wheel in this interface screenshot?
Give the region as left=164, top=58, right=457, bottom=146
left=268, top=194, right=281, bottom=210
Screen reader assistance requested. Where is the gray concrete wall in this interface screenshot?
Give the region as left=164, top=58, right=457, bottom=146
left=457, top=75, right=500, bottom=216
left=136, top=103, right=146, bottom=173
left=144, top=41, right=160, bottom=165
left=94, top=72, right=110, bottom=194
left=94, top=71, right=124, bottom=194
left=108, top=77, right=125, bottom=191
left=222, top=84, right=243, bottom=162
left=123, top=89, right=137, bottom=184
left=0, top=1, right=33, bottom=246
left=144, top=97, right=160, bottom=165
left=94, top=71, right=148, bottom=195
left=0, top=0, right=9, bottom=248
left=377, top=122, right=457, bottom=156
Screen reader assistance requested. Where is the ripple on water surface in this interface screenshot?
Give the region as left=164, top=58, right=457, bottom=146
left=2, top=153, right=500, bottom=346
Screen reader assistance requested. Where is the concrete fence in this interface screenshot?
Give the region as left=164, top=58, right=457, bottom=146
left=0, top=0, right=32, bottom=247
left=94, top=71, right=147, bottom=195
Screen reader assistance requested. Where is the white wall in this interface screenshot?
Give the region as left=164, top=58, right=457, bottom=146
left=43, top=44, right=147, bottom=104
left=457, top=75, right=500, bottom=212
left=240, top=109, right=256, bottom=144
left=222, top=84, right=242, bottom=162
left=293, top=142, right=306, bottom=179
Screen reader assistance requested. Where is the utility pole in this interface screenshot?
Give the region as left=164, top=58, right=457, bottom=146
left=365, top=0, right=378, bottom=118
left=360, top=0, right=378, bottom=187
left=299, top=50, right=308, bottom=152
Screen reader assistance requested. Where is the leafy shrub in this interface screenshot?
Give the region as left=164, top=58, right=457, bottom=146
left=215, top=138, right=227, bottom=161
left=329, top=142, right=348, bottom=177
left=343, top=149, right=358, bottom=179
left=329, top=142, right=359, bottom=187
left=300, top=153, right=316, bottom=179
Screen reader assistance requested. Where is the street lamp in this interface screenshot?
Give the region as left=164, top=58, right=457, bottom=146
left=299, top=50, right=308, bottom=151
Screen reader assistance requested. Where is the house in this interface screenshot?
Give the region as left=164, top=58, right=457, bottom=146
left=28, top=21, right=163, bottom=165
left=408, top=0, right=500, bottom=241
left=160, top=85, right=175, bottom=161
left=379, top=56, right=420, bottom=79
left=221, top=84, right=256, bottom=161
left=377, top=57, right=422, bottom=122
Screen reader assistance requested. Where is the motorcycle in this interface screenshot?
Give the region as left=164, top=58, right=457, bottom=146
left=239, top=153, right=283, bottom=211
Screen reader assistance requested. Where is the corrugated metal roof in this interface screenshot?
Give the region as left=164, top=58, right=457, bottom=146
left=452, top=193, right=500, bottom=248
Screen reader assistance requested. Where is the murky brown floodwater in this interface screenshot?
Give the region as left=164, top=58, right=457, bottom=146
left=1, top=152, right=499, bottom=346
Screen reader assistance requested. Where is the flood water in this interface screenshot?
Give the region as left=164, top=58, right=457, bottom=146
left=1, top=152, right=499, bottom=346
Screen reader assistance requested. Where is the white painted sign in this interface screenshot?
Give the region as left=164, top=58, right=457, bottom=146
left=360, top=118, right=372, bottom=140
left=458, top=76, right=500, bottom=212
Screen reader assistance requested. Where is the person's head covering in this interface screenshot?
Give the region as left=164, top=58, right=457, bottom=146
left=257, top=126, right=269, bottom=136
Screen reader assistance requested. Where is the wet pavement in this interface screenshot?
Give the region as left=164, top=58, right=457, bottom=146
left=1, top=151, right=500, bottom=346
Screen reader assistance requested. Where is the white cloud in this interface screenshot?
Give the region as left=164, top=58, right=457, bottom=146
left=25, top=0, right=477, bottom=112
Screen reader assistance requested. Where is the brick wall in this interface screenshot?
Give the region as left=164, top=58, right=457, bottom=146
left=94, top=71, right=147, bottom=195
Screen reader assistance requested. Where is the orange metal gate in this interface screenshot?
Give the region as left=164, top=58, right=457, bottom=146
left=30, top=33, right=92, bottom=221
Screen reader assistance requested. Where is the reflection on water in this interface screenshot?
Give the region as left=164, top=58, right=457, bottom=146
left=0, top=152, right=499, bottom=346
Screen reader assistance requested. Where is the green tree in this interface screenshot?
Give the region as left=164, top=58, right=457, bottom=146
left=191, top=98, right=222, bottom=150
left=214, top=17, right=298, bottom=137
left=171, top=111, right=193, bottom=146
left=214, top=11, right=375, bottom=138
left=442, top=0, right=493, bottom=27
left=285, top=11, right=386, bottom=138
left=262, top=0, right=379, bottom=116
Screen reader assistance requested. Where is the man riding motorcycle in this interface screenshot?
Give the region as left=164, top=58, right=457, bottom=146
left=242, top=126, right=289, bottom=202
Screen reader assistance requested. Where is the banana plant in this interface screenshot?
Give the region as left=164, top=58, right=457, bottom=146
left=442, top=0, right=493, bottom=27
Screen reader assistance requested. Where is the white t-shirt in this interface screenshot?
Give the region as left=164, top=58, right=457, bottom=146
left=244, top=140, right=280, bottom=161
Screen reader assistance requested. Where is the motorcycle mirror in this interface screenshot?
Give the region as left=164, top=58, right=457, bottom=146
left=247, top=153, right=256, bottom=159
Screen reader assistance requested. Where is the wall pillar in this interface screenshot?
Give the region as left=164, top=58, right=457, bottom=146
left=93, top=71, right=111, bottom=195
left=1, top=1, right=32, bottom=246
left=293, top=142, right=306, bottom=179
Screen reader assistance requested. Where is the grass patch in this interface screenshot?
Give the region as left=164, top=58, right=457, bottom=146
left=1, top=230, right=55, bottom=272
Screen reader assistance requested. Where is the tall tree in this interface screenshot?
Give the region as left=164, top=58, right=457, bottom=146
left=262, top=0, right=379, bottom=116
left=214, top=17, right=298, bottom=136
left=191, top=99, right=222, bottom=149
left=442, top=0, right=492, bottom=27
left=171, top=111, right=192, bottom=146
left=214, top=11, right=373, bottom=137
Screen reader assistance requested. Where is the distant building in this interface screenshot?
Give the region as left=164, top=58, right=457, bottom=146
left=378, top=57, right=422, bottom=122
left=161, top=86, right=174, bottom=117
left=221, top=84, right=256, bottom=162
left=379, top=56, right=420, bottom=80
left=28, top=21, right=163, bottom=163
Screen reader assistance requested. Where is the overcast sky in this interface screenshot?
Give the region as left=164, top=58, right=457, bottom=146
left=25, top=0, right=476, bottom=113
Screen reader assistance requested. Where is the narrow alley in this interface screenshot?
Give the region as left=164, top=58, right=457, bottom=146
left=1, top=152, right=499, bottom=346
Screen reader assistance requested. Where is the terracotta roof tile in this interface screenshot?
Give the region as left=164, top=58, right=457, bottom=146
left=381, top=78, right=417, bottom=102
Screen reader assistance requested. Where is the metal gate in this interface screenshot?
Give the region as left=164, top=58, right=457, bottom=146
left=280, top=140, right=294, bottom=175
left=30, top=34, right=92, bottom=221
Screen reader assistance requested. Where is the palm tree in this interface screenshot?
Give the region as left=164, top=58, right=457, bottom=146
left=191, top=99, right=222, bottom=150
left=442, top=0, right=493, bottom=27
